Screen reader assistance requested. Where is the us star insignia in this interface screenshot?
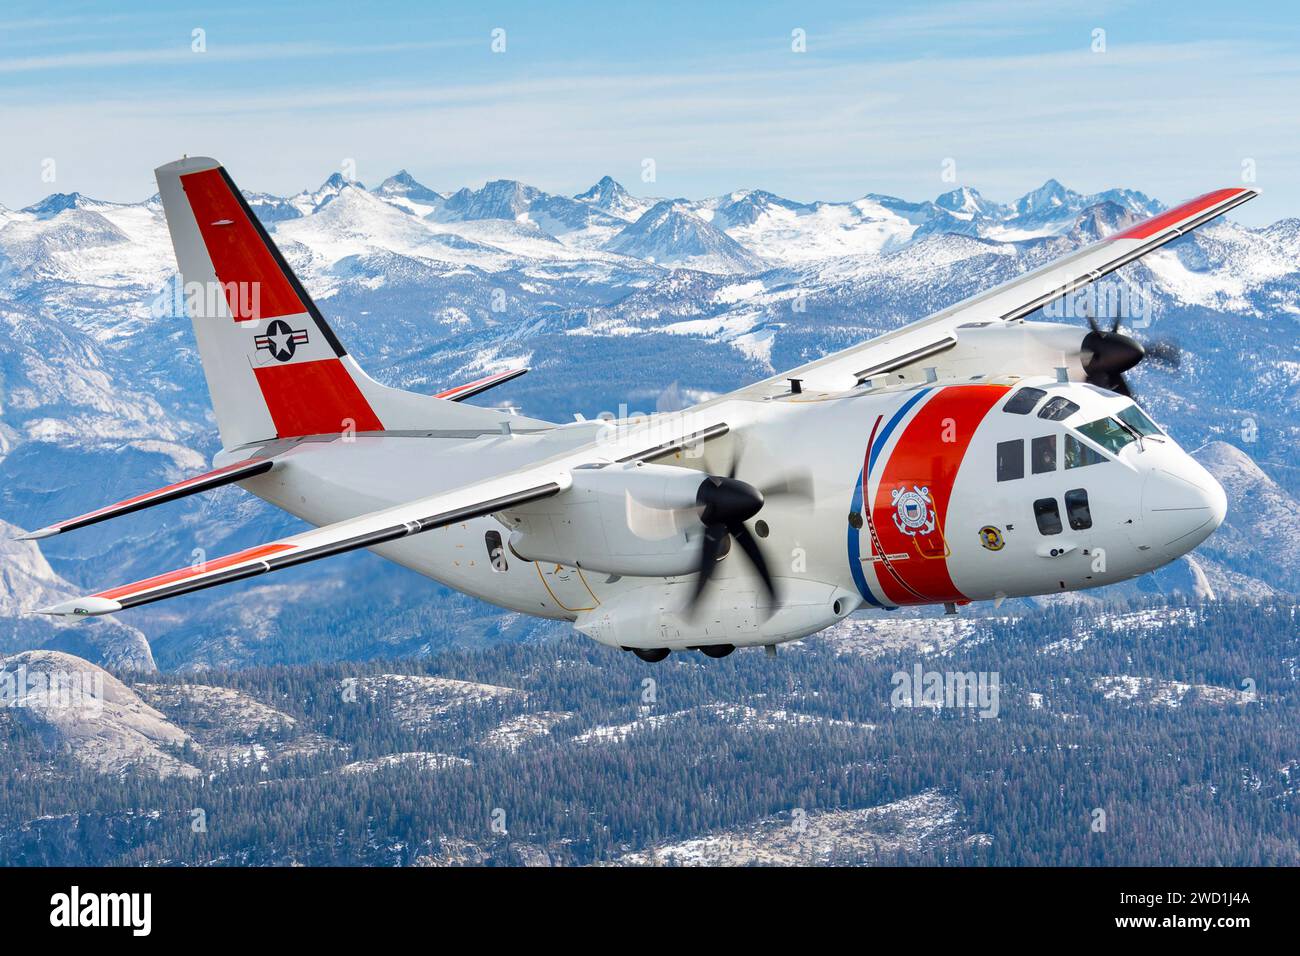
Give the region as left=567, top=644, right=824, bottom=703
left=254, top=319, right=309, bottom=362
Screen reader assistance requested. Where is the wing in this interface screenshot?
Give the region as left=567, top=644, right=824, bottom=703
left=36, top=420, right=732, bottom=617
left=734, top=187, right=1258, bottom=396
left=39, top=470, right=569, bottom=616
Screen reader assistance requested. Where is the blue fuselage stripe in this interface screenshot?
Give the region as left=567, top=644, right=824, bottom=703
left=847, top=465, right=883, bottom=607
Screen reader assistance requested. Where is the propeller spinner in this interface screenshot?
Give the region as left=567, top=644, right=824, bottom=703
left=1080, top=312, right=1180, bottom=398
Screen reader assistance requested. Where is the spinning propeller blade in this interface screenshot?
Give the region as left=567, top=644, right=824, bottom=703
left=1079, top=294, right=1180, bottom=399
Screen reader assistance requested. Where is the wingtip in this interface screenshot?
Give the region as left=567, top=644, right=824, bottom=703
left=37, top=596, right=123, bottom=617
left=16, top=527, right=57, bottom=541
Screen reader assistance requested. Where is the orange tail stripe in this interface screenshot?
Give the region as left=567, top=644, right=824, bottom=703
left=180, top=167, right=305, bottom=321
left=252, top=359, right=384, bottom=436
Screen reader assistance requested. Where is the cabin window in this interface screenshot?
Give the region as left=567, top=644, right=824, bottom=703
left=1034, top=497, right=1063, bottom=535
left=1076, top=417, right=1136, bottom=455
left=1118, top=404, right=1163, bottom=437
left=1003, top=387, right=1047, bottom=415
left=996, top=439, right=1024, bottom=481
left=485, top=530, right=508, bottom=572
left=1031, top=435, right=1056, bottom=474
left=1065, top=434, right=1106, bottom=468
left=1064, top=488, right=1092, bottom=530
left=1037, top=397, right=1080, bottom=422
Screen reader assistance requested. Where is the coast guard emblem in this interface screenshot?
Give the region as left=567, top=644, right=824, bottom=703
left=891, top=485, right=936, bottom=536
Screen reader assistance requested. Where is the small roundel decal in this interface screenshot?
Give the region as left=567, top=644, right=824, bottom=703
left=979, top=525, right=1005, bottom=551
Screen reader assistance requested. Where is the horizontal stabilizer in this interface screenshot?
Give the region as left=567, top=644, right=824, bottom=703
left=18, top=457, right=273, bottom=540
left=433, top=367, right=528, bottom=402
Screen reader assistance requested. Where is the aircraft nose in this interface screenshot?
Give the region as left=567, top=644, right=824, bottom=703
left=1141, top=461, right=1227, bottom=557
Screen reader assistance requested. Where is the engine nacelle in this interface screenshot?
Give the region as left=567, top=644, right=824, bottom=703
left=945, top=321, right=1147, bottom=390
left=502, top=461, right=706, bottom=577
left=940, top=322, right=1087, bottom=381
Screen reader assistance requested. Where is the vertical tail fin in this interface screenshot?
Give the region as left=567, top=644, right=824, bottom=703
left=155, top=157, right=530, bottom=449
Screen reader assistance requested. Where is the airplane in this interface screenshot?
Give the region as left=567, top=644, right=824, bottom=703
left=26, top=157, right=1255, bottom=662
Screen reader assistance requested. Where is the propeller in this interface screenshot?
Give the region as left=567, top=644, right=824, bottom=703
left=619, top=439, right=814, bottom=617
left=691, top=475, right=774, bottom=609
left=684, top=441, right=815, bottom=617
left=1080, top=310, right=1180, bottom=399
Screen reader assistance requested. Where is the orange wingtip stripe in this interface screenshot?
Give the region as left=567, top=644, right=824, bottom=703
left=97, top=543, right=296, bottom=600
left=434, top=369, right=517, bottom=399
left=1108, top=188, right=1249, bottom=241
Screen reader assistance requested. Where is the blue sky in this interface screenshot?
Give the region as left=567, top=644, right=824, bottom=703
left=1, top=0, right=1297, bottom=223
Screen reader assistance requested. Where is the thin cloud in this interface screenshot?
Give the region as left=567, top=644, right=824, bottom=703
left=0, top=34, right=1292, bottom=223
left=0, top=38, right=470, bottom=73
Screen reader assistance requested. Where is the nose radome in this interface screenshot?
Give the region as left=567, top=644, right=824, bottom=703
left=1205, top=472, right=1228, bottom=530
left=1141, top=463, right=1227, bottom=556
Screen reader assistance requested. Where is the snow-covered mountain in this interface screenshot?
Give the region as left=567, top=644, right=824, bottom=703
left=1, top=165, right=1296, bottom=669
left=573, top=175, right=656, bottom=221
left=433, top=178, right=626, bottom=247
left=603, top=199, right=766, bottom=273
left=289, top=171, right=362, bottom=217
left=372, top=169, right=446, bottom=213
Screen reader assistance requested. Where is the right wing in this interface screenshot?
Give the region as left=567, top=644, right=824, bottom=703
left=731, top=187, right=1258, bottom=396
left=39, top=470, right=570, bottom=616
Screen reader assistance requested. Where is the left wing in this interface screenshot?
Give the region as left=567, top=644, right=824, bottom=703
left=728, top=187, right=1258, bottom=397
left=39, top=470, right=569, bottom=616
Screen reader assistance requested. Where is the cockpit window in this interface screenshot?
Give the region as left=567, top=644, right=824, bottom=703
left=1076, top=417, right=1136, bottom=455
left=996, top=439, right=1025, bottom=481
left=1037, top=396, right=1080, bottom=422
left=1064, top=489, right=1093, bottom=530
left=1065, top=434, right=1106, bottom=468
left=1034, top=497, right=1063, bottom=535
left=1117, top=404, right=1163, bottom=437
left=1031, top=435, right=1056, bottom=474
left=1003, top=387, right=1047, bottom=415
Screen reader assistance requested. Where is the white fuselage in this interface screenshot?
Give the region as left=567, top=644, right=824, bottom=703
left=231, top=375, right=1226, bottom=651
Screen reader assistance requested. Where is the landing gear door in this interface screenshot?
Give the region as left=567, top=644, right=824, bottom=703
left=535, top=563, right=600, bottom=612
